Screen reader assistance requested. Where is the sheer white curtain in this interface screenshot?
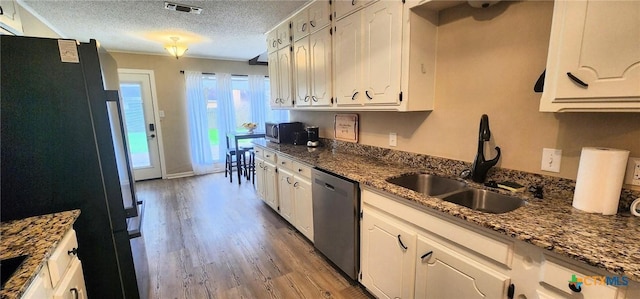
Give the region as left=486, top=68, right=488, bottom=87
left=185, top=71, right=216, bottom=175
left=216, top=73, right=237, bottom=151
left=248, top=75, right=267, bottom=130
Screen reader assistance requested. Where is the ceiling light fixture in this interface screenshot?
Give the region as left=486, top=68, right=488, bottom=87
left=164, top=36, right=188, bottom=59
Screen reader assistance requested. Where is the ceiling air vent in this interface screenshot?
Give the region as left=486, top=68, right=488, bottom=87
left=164, top=2, right=203, bottom=14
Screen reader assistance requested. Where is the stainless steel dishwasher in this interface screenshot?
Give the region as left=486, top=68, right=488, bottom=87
left=312, top=168, right=360, bottom=280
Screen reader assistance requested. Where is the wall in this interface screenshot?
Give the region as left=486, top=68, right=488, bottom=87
left=110, top=52, right=268, bottom=176
left=17, top=5, right=60, bottom=38
left=291, top=1, right=640, bottom=182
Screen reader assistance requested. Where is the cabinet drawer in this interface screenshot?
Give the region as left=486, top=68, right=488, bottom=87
left=262, top=149, right=276, bottom=163
left=293, top=161, right=312, bottom=179
left=277, top=155, right=295, bottom=171
left=47, top=229, right=78, bottom=288
left=540, top=258, right=621, bottom=299
left=53, top=258, right=86, bottom=299
left=253, top=146, right=265, bottom=159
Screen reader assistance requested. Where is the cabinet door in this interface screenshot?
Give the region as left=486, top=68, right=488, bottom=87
left=278, top=168, right=295, bottom=222
left=264, top=161, right=279, bottom=211
left=362, top=0, right=402, bottom=105
left=541, top=0, right=640, bottom=111
left=266, top=29, right=279, bottom=53
left=415, top=235, right=510, bottom=299
left=22, top=265, right=53, bottom=299
left=291, top=10, right=309, bottom=42
left=308, top=0, right=331, bottom=33
left=293, top=37, right=311, bottom=107
left=268, top=52, right=281, bottom=108
left=309, top=27, right=333, bottom=107
left=334, top=0, right=375, bottom=20
left=0, top=0, right=23, bottom=35
left=334, top=11, right=363, bottom=106
left=255, top=157, right=266, bottom=201
left=277, top=48, right=294, bottom=107
left=293, top=176, right=313, bottom=241
left=361, top=208, right=416, bottom=299
left=276, top=21, right=291, bottom=50
left=53, top=258, right=87, bottom=299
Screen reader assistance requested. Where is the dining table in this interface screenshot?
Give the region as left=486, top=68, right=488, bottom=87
left=226, top=131, right=265, bottom=184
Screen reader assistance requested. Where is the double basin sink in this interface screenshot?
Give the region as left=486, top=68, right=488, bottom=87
left=386, top=173, right=524, bottom=214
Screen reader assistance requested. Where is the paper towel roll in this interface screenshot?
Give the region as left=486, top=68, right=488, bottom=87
left=572, top=147, right=629, bottom=215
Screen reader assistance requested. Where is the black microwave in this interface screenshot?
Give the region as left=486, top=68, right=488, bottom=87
left=265, top=122, right=304, bottom=144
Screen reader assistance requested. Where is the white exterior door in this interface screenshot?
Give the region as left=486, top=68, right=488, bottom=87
left=118, top=70, right=163, bottom=181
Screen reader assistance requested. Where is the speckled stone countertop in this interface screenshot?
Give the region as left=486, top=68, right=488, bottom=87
left=1, top=210, right=80, bottom=299
left=254, top=140, right=640, bottom=282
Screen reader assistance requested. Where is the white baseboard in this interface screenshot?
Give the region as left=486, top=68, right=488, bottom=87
left=165, top=171, right=195, bottom=179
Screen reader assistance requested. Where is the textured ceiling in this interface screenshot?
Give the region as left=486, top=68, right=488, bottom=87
left=21, top=0, right=310, bottom=61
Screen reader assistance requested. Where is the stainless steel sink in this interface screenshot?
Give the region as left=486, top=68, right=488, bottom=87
left=441, top=189, right=524, bottom=214
left=386, top=173, right=467, bottom=196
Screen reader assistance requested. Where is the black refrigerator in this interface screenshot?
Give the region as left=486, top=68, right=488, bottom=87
left=1, top=35, right=140, bottom=298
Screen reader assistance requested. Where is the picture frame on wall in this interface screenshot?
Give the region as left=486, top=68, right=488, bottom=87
left=334, top=114, right=358, bottom=143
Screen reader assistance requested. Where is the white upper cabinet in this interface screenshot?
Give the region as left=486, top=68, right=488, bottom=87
left=294, top=26, right=333, bottom=108
left=267, top=21, right=292, bottom=53
left=0, top=0, right=23, bottom=35
left=334, top=1, right=403, bottom=107
left=362, top=0, right=402, bottom=105
left=540, top=0, right=640, bottom=112
left=292, top=0, right=331, bottom=41
left=334, top=0, right=376, bottom=21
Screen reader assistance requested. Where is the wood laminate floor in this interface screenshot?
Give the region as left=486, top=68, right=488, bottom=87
left=130, top=173, right=371, bottom=299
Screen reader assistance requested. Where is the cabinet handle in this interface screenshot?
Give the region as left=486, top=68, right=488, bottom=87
left=70, top=288, right=79, bottom=299
left=294, top=182, right=299, bottom=187
left=365, top=90, right=373, bottom=100
left=352, top=0, right=356, bottom=5
left=568, top=282, right=582, bottom=293
left=68, top=248, right=78, bottom=256
left=304, top=95, right=310, bottom=102
left=286, top=177, right=292, bottom=184
left=302, top=22, right=307, bottom=32
left=278, top=38, right=282, bottom=44
left=310, top=20, right=316, bottom=28
left=312, top=96, right=318, bottom=102
left=566, top=72, right=589, bottom=88
left=420, top=250, right=433, bottom=260
left=298, top=168, right=303, bottom=172
left=272, top=40, right=277, bottom=48
left=351, top=91, right=359, bottom=101
left=397, top=235, right=408, bottom=250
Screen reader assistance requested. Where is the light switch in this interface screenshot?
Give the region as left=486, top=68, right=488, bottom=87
left=159, top=110, right=165, bottom=118
left=541, top=148, right=562, bottom=173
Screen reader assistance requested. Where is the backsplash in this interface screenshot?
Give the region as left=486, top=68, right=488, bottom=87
left=324, top=138, right=640, bottom=212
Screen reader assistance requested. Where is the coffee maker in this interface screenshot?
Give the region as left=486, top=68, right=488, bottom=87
left=306, top=126, right=320, bottom=147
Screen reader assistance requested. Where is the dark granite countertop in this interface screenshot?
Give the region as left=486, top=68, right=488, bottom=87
left=1, top=210, right=81, bottom=299
left=254, top=140, right=640, bottom=282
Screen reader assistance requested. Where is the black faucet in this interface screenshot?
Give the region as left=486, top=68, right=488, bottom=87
left=470, top=114, right=501, bottom=183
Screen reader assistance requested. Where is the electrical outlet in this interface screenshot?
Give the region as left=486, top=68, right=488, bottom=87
left=624, top=157, right=640, bottom=186
left=541, top=148, right=562, bottom=173
left=389, top=132, right=397, bottom=147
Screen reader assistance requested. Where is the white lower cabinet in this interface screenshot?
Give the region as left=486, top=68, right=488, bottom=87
left=360, top=188, right=635, bottom=299
left=277, top=168, right=295, bottom=222
left=415, top=235, right=510, bottom=299
left=263, top=160, right=279, bottom=211
left=292, top=174, right=313, bottom=241
left=21, top=229, right=87, bottom=299
left=360, top=208, right=416, bottom=299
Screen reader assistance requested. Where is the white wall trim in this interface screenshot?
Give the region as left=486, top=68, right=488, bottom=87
left=165, top=171, right=195, bottom=180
